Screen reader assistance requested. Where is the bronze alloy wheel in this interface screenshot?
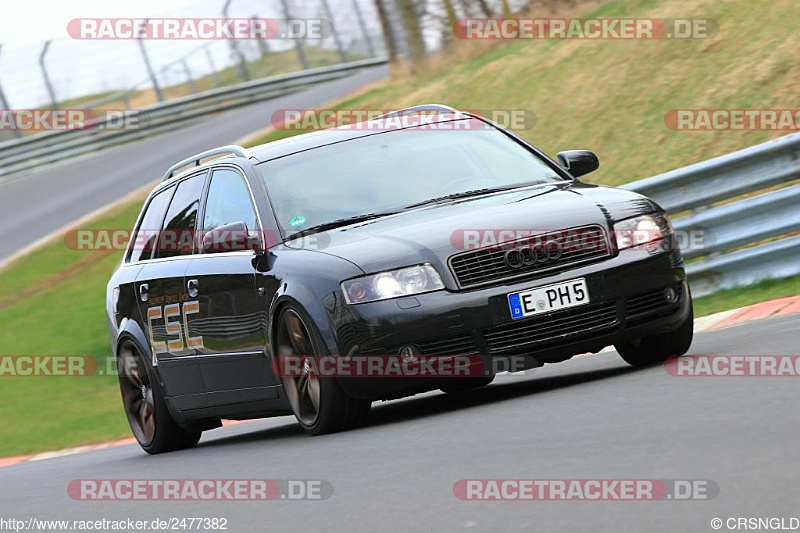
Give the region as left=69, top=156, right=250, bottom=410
left=277, top=309, right=322, bottom=426
left=118, top=341, right=156, bottom=445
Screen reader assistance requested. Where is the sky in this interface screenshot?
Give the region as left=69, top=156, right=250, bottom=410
left=0, top=0, right=327, bottom=107
left=0, top=0, right=203, bottom=48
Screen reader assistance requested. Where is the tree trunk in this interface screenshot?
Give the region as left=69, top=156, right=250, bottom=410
left=395, top=0, right=427, bottom=69
left=442, top=0, right=457, bottom=49
left=475, top=0, right=494, bottom=17
left=373, top=0, right=399, bottom=64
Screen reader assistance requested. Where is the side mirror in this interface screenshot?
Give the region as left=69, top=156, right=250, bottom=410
left=201, top=221, right=263, bottom=253
left=557, top=150, right=599, bottom=178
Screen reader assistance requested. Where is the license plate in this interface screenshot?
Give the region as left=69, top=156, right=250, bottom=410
left=508, top=278, right=590, bottom=320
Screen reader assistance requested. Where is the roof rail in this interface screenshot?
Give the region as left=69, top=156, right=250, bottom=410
left=373, top=104, right=460, bottom=121
left=162, top=145, right=252, bottom=182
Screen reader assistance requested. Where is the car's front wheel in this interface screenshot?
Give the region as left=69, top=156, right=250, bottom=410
left=276, top=306, right=371, bottom=435
left=615, top=307, right=694, bottom=367
left=117, top=340, right=201, bottom=454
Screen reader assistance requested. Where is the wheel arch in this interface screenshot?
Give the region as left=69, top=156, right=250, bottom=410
left=115, top=318, right=151, bottom=364
left=268, top=290, right=338, bottom=358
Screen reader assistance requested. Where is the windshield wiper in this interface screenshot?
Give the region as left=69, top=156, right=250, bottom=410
left=285, top=210, right=400, bottom=241
left=401, top=185, right=529, bottom=210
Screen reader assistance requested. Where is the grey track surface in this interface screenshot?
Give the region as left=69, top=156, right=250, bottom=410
left=1, top=314, right=797, bottom=532
left=0, top=66, right=389, bottom=263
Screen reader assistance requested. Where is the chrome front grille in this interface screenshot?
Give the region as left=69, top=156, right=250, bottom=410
left=449, top=225, right=611, bottom=288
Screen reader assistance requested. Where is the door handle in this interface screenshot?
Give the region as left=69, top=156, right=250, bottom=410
left=187, top=279, right=199, bottom=298
left=139, top=283, right=149, bottom=302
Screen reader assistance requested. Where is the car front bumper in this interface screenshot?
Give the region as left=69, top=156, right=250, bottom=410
left=329, top=246, right=691, bottom=400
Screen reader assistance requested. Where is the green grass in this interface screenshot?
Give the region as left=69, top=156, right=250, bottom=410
left=0, top=200, right=144, bottom=457
left=252, top=0, right=800, bottom=186
left=2, top=0, right=799, bottom=457
left=692, top=275, right=800, bottom=317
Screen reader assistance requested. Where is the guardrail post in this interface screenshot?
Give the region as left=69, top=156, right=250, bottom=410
left=352, top=0, right=376, bottom=56
left=181, top=59, right=198, bottom=94
left=38, top=40, right=59, bottom=110
left=252, top=15, right=271, bottom=58
left=0, top=44, right=22, bottom=139
left=280, top=0, right=309, bottom=69
left=223, top=0, right=251, bottom=81
left=320, top=0, right=348, bottom=62
left=204, top=48, right=223, bottom=85
left=137, top=20, right=164, bottom=102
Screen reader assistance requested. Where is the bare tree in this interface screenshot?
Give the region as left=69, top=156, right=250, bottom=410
left=442, top=0, right=457, bottom=49
left=373, top=0, right=399, bottom=64
left=396, top=0, right=427, bottom=69
left=474, top=0, right=494, bottom=17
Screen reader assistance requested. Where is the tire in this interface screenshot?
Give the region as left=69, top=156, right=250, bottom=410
left=615, top=307, right=694, bottom=367
left=276, top=305, right=371, bottom=436
left=117, top=341, right=201, bottom=454
left=440, top=375, right=495, bottom=394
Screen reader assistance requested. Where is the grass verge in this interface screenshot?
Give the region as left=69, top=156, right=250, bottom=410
left=692, top=275, right=800, bottom=318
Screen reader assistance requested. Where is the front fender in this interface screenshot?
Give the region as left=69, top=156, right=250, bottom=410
left=115, top=317, right=157, bottom=377
left=265, top=248, right=365, bottom=358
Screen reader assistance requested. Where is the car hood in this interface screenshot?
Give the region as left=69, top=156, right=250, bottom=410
left=288, top=182, right=657, bottom=281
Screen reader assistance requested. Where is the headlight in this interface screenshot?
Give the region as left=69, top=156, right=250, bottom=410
left=342, top=264, right=445, bottom=304
left=613, top=213, right=673, bottom=250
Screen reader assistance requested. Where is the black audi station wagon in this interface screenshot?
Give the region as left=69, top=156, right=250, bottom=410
left=106, top=105, right=693, bottom=454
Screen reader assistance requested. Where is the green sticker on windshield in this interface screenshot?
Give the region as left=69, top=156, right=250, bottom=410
left=289, top=215, right=306, bottom=228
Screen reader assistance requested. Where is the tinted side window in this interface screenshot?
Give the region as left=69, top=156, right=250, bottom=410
left=128, top=186, right=174, bottom=263
left=203, top=169, right=258, bottom=233
left=157, top=173, right=206, bottom=259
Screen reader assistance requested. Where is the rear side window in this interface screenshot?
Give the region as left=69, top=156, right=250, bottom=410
left=157, top=173, right=206, bottom=259
left=203, top=168, right=258, bottom=232
left=127, top=186, right=174, bottom=263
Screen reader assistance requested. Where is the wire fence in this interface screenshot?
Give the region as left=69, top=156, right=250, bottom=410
left=0, top=0, right=538, bottom=142
left=0, top=0, right=383, bottom=116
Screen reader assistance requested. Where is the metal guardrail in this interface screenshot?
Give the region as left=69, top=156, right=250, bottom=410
left=623, top=133, right=800, bottom=297
left=3, top=78, right=796, bottom=297
left=0, top=57, right=388, bottom=179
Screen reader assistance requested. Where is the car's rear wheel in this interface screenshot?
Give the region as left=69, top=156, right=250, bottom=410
left=615, top=307, right=694, bottom=367
left=276, top=306, right=371, bottom=435
left=117, top=341, right=201, bottom=454
left=440, top=375, right=495, bottom=394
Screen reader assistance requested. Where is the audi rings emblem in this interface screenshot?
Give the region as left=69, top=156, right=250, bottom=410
left=503, top=243, right=563, bottom=269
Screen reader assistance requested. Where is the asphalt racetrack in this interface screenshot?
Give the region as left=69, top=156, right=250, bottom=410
left=0, top=65, right=389, bottom=263
left=1, top=314, right=797, bottom=532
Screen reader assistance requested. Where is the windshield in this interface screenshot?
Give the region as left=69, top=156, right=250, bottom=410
left=257, top=123, right=565, bottom=236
